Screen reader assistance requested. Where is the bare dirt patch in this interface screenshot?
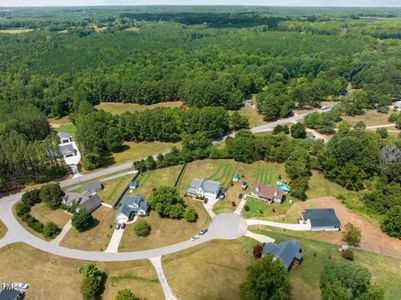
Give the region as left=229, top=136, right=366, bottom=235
left=286, top=197, right=401, bottom=259
left=0, top=28, right=33, bottom=34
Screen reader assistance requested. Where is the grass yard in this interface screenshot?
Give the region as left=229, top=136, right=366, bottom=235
left=97, top=175, right=133, bottom=205
left=341, top=109, right=391, bottom=127
left=48, top=116, right=71, bottom=126
left=30, top=203, right=71, bottom=229
left=119, top=199, right=209, bottom=252
left=0, top=243, right=163, bottom=300
left=95, top=101, right=184, bottom=115
left=253, top=229, right=401, bottom=300
left=112, top=141, right=180, bottom=165
left=134, top=165, right=183, bottom=198
left=163, top=238, right=254, bottom=300
left=54, top=123, right=77, bottom=137
left=241, top=197, right=297, bottom=222
left=232, top=106, right=265, bottom=128
left=0, top=220, right=6, bottom=239
left=60, top=206, right=115, bottom=251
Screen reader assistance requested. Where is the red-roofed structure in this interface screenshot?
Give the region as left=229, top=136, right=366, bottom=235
left=251, top=183, right=284, bottom=203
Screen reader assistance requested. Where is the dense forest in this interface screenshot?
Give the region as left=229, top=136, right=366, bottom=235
left=0, top=7, right=401, bottom=237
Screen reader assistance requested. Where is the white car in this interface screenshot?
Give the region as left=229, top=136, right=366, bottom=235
left=190, top=235, right=200, bottom=241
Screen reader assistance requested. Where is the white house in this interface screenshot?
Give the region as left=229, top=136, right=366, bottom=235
left=57, top=132, right=81, bottom=175
left=301, top=208, right=341, bottom=231
left=186, top=178, right=221, bottom=201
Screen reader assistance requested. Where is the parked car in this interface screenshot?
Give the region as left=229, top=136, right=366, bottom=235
left=116, top=223, right=121, bottom=230
left=199, top=228, right=208, bottom=235
left=191, top=235, right=200, bottom=241
left=121, top=223, right=126, bottom=229
left=204, top=198, right=208, bottom=204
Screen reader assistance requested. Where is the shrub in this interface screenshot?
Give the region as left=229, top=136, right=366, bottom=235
left=376, top=128, right=388, bottom=138
left=26, top=215, right=44, bottom=233
left=72, top=209, right=94, bottom=232
left=133, top=220, right=151, bottom=237
left=388, top=112, right=399, bottom=123
left=290, top=122, right=306, bottom=139
left=114, top=289, right=141, bottom=300
left=342, top=223, right=361, bottom=247
left=342, top=249, right=354, bottom=261
left=15, top=202, right=31, bottom=217
left=80, top=264, right=105, bottom=300
left=244, top=205, right=250, bottom=211
left=252, top=244, right=263, bottom=259
left=184, top=207, right=198, bottom=223
left=43, top=222, right=60, bottom=239
left=21, top=189, right=41, bottom=206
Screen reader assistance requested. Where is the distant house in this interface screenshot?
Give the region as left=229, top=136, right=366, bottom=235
left=115, top=195, right=149, bottom=223
left=57, top=132, right=73, bottom=144
left=59, top=144, right=77, bottom=158
left=0, top=289, right=21, bottom=300
left=262, top=240, right=303, bottom=270
left=82, top=180, right=102, bottom=194
left=62, top=191, right=101, bottom=213
left=301, top=208, right=341, bottom=231
left=394, top=100, right=401, bottom=111
left=251, top=183, right=284, bottom=203
left=187, top=178, right=222, bottom=201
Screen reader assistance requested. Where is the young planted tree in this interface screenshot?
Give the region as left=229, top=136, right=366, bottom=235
left=43, top=222, right=60, bottom=239
left=80, top=264, right=105, bottom=300
left=183, top=207, right=198, bottom=223
left=342, top=223, right=362, bottom=246
left=133, top=220, right=151, bottom=237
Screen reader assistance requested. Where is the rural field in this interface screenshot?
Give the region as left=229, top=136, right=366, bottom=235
left=97, top=175, right=133, bottom=205
left=95, top=101, right=184, bottom=114
left=254, top=230, right=401, bottom=300
left=0, top=243, right=163, bottom=300
left=60, top=206, right=115, bottom=251
left=163, top=238, right=254, bottom=300
left=340, top=109, right=392, bottom=127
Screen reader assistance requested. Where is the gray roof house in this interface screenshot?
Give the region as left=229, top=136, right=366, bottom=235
left=187, top=178, right=221, bottom=201
left=115, top=195, right=149, bottom=223
left=62, top=191, right=101, bottom=213
left=59, top=144, right=76, bottom=158
left=128, top=181, right=138, bottom=189
left=57, top=132, right=73, bottom=144
left=262, top=240, right=303, bottom=270
left=82, top=180, right=102, bottom=194
left=0, top=289, right=21, bottom=300
left=301, top=208, right=341, bottom=231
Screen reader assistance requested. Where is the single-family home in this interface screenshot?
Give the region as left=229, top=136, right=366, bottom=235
left=0, top=289, right=21, bottom=300
left=187, top=178, right=222, bottom=201
left=82, top=180, right=102, bottom=194
left=301, top=208, right=341, bottom=231
left=59, top=144, right=77, bottom=158
left=262, top=240, right=303, bottom=270
left=57, top=132, right=73, bottom=144
left=251, top=183, right=284, bottom=203
left=62, top=191, right=101, bottom=213
left=115, top=195, right=149, bottom=224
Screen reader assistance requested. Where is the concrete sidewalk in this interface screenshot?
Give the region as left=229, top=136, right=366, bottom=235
left=51, top=220, right=72, bottom=245
left=149, top=256, right=176, bottom=300
left=246, top=219, right=311, bottom=231
left=244, top=230, right=274, bottom=243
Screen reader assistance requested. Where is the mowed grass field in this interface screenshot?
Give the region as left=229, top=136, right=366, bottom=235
left=95, top=101, right=184, bottom=115
left=0, top=243, right=163, bottom=300
left=30, top=203, right=71, bottom=230
left=163, top=238, right=254, bottom=300
left=60, top=206, right=114, bottom=251
left=254, top=230, right=401, bottom=300
left=341, top=109, right=392, bottom=127
left=97, top=175, right=132, bottom=205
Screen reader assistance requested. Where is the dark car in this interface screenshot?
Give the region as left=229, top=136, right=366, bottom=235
left=121, top=223, right=126, bottom=229
left=200, top=228, right=208, bottom=235
left=116, top=223, right=121, bottom=230
left=204, top=198, right=208, bottom=204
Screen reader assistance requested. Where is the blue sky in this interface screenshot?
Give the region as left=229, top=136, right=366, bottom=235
left=1, top=0, right=401, bottom=7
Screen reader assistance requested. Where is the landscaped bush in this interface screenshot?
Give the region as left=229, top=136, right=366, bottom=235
left=15, top=202, right=31, bottom=217
left=342, top=223, right=361, bottom=246
left=342, top=249, right=354, bottom=261
left=133, top=220, right=151, bottom=237
left=21, top=189, right=41, bottom=206
left=114, top=289, right=142, bottom=300
left=43, top=222, right=60, bottom=239
left=72, top=209, right=94, bottom=232
left=252, top=244, right=263, bottom=259
left=183, top=207, right=198, bottom=223
left=244, top=205, right=250, bottom=211
left=80, top=264, right=105, bottom=300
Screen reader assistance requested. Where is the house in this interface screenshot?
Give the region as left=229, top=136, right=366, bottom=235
left=0, top=289, right=21, bottom=300
left=62, top=191, right=101, bottom=213
left=57, top=132, right=73, bottom=144
left=82, top=180, right=102, bottom=194
left=251, top=183, right=284, bottom=203
left=128, top=181, right=138, bottom=190
left=59, top=144, right=77, bottom=158
left=187, top=178, right=222, bottom=201
left=115, top=195, right=149, bottom=223
left=301, top=208, right=341, bottom=231
left=233, top=173, right=241, bottom=182
left=262, top=240, right=303, bottom=270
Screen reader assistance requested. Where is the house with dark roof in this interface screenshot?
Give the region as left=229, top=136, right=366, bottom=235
left=251, top=183, right=284, bottom=203
left=262, top=240, right=303, bottom=270
left=62, top=191, right=101, bottom=213
left=187, top=178, right=222, bottom=201
left=82, top=180, right=102, bottom=194
left=0, top=289, right=21, bottom=300
left=59, top=144, right=77, bottom=158
left=115, top=195, right=149, bottom=223
left=57, top=132, right=73, bottom=144
left=301, top=208, right=341, bottom=231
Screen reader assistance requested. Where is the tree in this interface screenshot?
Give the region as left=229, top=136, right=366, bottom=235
left=39, top=184, right=64, bottom=210
left=381, top=205, right=401, bottom=239
left=321, top=280, right=352, bottom=300
left=15, top=202, right=31, bottom=217
left=150, top=186, right=185, bottom=219
left=376, top=128, right=388, bottom=138
left=83, top=152, right=102, bottom=170
left=273, top=124, right=289, bottom=135
left=43, top=222, right=60, bottom=239
left=257, top=92, right=294, bottom=120
left=290, top=123, right=306, bottom=139
left=145, top=156, right=157, bottom=170
left=133, top=220, right=151, bottom=237
left=320, top=261, right=372, bottom=299
left=231, top=111, right=249, bottom=130
left=252, top=244, right=263, bottom=259
left=21, top=189, right=41, bottom=206
left=225, top=130, right=257, bottom=163
left=290, top=177, right=309, bottom=200
left=240, top=253, right=290, bottom=300
left=80, top=264, right=105, bottom=300
left=184, top=207, right=198, bottom=223
left=366, top=285, right=385, bottom=300
left=104, top=127, right=123, bottom=152
left=342, top=223, right=361, bottom=246
left=72, top=209, right=94, bottom=232
left=114, top=289, right=141, bottom=300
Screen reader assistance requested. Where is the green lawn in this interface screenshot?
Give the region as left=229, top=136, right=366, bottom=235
left=253, top=229, right=401, bottom=300
left=95, top=101, right=184, bottom=115
left=97, top=175, right=132, bottom=205
left=341, top=109, right=392, bottom=127
left=0, top=220, right=6, bottom=239
left=54, top=123, right=77, bottom=137
left=242, top=197, right=297, bottom=221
